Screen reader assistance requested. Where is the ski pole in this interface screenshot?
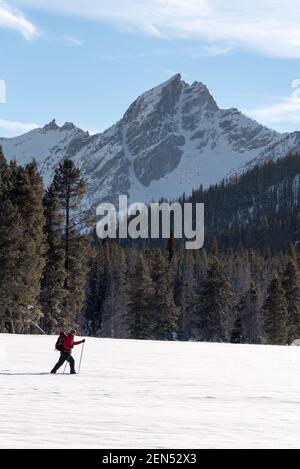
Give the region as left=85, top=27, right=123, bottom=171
left=78, top=341, right=85, bottom=374
left=30, top=321, right=47, bottom=335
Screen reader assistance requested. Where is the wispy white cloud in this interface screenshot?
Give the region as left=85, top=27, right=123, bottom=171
left=97, top=45, right=232, bottom=63
left=0, top=118, right=39, bottom=136
left=247, top=80, right=300, bottom=127
left=62, top=35, right=82, bottom=47
left=0, top=0, right=38, bottom=40
left=202, top=44, right=233, bottom=57
left=12, top=0, right=300, bottom=58
left=186, top=44, right=233, bottom=58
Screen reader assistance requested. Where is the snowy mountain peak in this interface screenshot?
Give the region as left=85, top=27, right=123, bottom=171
left=152, top=72, right=183, bottom=90
left=1, top=75, right=300, bottom=209
left=168, top=72, right=182, bottom=82
left=61, top=122, right=77, bottom=131
left=43, top=119, right=60, bottom=132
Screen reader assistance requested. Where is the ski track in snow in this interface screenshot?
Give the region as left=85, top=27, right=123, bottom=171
left=1, top=334, right=300, bottom=449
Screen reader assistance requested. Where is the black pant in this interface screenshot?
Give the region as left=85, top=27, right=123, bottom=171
left=52, top=352, right=75, bottom=373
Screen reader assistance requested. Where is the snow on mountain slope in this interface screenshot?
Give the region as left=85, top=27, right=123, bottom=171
left=1, top=334, right=300, bottom=449
left=0, top=120, right=90, bottom=186
left=1, top=74, right=300, bottom=209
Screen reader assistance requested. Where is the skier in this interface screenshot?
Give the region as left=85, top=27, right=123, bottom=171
left=51, top=329, right=85, bottom=374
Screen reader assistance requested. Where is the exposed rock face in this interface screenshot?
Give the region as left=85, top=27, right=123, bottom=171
left=1, top=74, right=300, bottom=209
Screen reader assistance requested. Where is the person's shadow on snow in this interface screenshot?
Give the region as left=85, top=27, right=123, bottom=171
left=0, top=372, right=53, bottom=376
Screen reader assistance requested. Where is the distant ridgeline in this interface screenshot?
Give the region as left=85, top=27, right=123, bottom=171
left=122, top=153, right=300, bottom=254
left=195, top=152, right=300, bottom=253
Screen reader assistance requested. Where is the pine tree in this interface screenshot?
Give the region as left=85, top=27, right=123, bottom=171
left=282, top=259, right=300, bottom=344
left=127, top=254, right=155, bottom=339
left=85, top=241, right=109, bottom=336
left=235, top=282, right=262, bottom=344
left=40, top=185, right=66, bottom=334
left=230, top=314, right=244, bottom=344
left=177, top=250, right=198, bottom=340
left=0, top=199, right=24, bottom=333
left=64, top=233, right=90, bottom=330
left=263, top=275, right=288, bottom=345
left=19, top=161, right=46, bottom=332
left=199, top=258, right=233, bottom=342
left=101, top=243, right=129, bottom=338
left=52, top=159, right=85, bottom=276
left=51, top=159, right=90, bottom=329
left=0, top=158, right=46, bottom=333
left=149, top=250, right=179, bottom=340
left=0, top=156, right=22, bottom=332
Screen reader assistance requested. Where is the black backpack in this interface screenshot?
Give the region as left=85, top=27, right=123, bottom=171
left=55, top=332, right=66, bottom=352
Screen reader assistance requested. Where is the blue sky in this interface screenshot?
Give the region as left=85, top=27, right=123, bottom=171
left=1, top=0, right=300, bottom=137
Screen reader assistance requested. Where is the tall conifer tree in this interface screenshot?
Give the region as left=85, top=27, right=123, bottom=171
left=200, top=258, right=233, bottom=342
left=149, top=250, right=179, bottom=340
left=0, top=157, right=46, bottom=332
left=263, top=275, right=288, bottom=345
left=101, top=243, right=129, bottom=338
left=40, top=185, right=66, bottom=333
left=51, top=159, right=90, bottom=329
left=127, top=254, right=155, bottom=339
left=282, top=259, right=300, bottom=344
left=85, top=241, right=109, bottom=336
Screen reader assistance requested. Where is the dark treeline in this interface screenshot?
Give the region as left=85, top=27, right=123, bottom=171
left=188, top=152, right=300, bottom=253
left=1, top=146, right=300, bottom=345
left=85, top=239, right=300, bottom=345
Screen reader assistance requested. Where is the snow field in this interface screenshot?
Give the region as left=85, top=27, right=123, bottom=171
left=1, top=334, right=300, bottom=449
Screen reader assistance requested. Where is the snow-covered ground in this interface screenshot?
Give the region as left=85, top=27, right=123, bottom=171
left=1, top=334, right=300, bottom=449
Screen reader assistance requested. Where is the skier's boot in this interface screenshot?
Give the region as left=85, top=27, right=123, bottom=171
left=70, top=371, right=77, bottom=375
left=50, top=369, right=56, bottom=374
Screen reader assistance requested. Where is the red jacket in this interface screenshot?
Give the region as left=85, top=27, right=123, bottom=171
left=63, top=334, right=81, bottom=354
